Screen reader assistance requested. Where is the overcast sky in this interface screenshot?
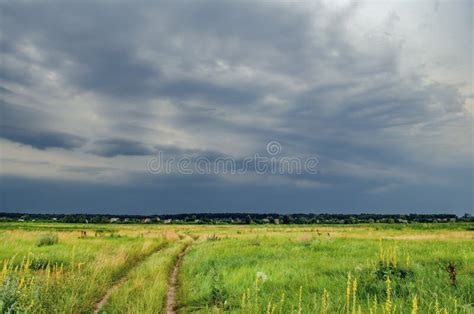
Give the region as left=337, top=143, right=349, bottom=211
left=0, top=0, right=472, bottom=215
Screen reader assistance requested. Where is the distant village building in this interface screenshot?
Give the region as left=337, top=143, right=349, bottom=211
left=110, top=217, right=120, bottom=223
left=262, top=218, right=270, bottom=224
left=143, top=218, right=151, bottom=223
left=273, top=219, right=280, bottom=224
left=164, top=219, right=172, bottom=224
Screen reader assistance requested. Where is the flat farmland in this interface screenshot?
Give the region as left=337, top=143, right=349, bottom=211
left=0, top=223, right=472, bottom=313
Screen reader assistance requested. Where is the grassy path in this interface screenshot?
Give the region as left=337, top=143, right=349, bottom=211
left=98, top=236, right=193, bottom=313
left=93, top=240, right=169, bottom=313
left=165, top=244, right=190, bottom=314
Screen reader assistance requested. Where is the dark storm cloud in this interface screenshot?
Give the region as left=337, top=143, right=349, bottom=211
left=0, top=125, right=86, bottom=150
left=87, top=139, right=155, bottom=157
left=0, top=101, right=86, bottom=149
left=0, top=0, right=460, bottom=130
left=0, top=86, right=14, bottom=95
left=1, top=174, right=472, bottom=214
left=0, top=0, right=312, bottom=101
left=0, top=64, right=33, bottom=87
left=158, top=79, right=261, bottom=105
left=153, top=144, right=225, bottom=160
left=74, top=49, right=159, bottom=99
left=0, top=1, right=157, bottom=97
left=0, top=0, right=471, bottom=213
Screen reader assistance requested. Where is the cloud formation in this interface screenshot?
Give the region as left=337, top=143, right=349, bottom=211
left=87, top=139, right=155, bottom=157
left=0, top=0, right=472, bottom=214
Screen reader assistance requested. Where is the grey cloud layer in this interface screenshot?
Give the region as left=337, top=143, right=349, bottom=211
left=0, top=0, right=471, bottom=213
left=0, top=101, right=87, bottom=149
left=87, top=139, right=155, bottom=157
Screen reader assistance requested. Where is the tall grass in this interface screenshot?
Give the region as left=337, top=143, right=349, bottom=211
left=0, top=232, right=168, bottom=312
left=36, top=233, right=59, bottom=247
left=178, top=236, right=473, bottom=313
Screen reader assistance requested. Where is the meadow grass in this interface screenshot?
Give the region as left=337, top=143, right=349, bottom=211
left=178, top=226, right=473, bottom=313
left=0, top=226, right=168, bottom=312
left=0, top=222, right=472, bottom=313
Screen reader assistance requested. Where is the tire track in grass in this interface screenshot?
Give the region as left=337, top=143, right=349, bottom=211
left=93, top=241, right=168, bottom=313
left=165, top=242, right=192, bottom=314
left=93, top=276, right=127, bottom=313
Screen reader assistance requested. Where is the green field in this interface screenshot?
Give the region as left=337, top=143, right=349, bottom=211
left=0, top=223, right=472, bottom=313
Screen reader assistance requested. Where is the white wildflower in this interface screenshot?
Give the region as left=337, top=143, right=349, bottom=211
left=256, top=271, right=268, bottom=282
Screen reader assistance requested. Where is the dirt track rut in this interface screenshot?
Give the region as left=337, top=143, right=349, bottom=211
left=165, top=245, right=189, bottom=314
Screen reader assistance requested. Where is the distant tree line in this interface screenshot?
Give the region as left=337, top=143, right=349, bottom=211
left=0, top=212, right=472, bottom=224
